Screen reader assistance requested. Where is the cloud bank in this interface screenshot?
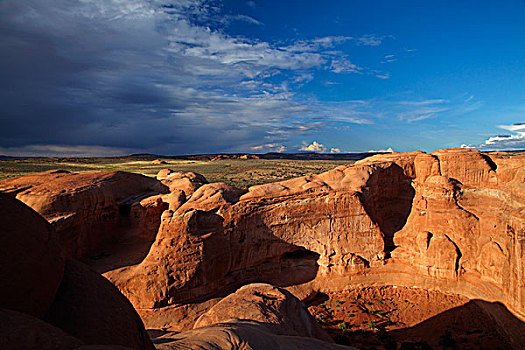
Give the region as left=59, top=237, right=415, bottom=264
left=462, top=123, right=525, bottom=151
left=299, top=141, right=341, bottom=153
left=0, top=0, right=387, bottom=156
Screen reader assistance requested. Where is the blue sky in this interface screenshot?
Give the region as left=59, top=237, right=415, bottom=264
left=0, top=0, right=524, bottom=156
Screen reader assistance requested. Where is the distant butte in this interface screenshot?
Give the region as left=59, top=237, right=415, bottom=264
left=1, top=148, right=524, bottom=349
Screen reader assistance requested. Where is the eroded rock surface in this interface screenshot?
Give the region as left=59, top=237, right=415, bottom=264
left=194, top=283, right=332, bottom=342
left=0, top=194, right=154, bottom=350
left=0, top=193, right=64, bottom=318
left=153, top=321, right=355, bottom=350
left=45, top=259, right=155, bottom=350
left=102, top=148, right=525, bottom=331
left=3, top=148, right=523, bottom=348
left=157, top=170, right=207, bottom=195
left=0, top=170, right=168, bottom=258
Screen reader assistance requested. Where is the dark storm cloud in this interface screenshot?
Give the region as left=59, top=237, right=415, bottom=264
left=0, top=0, right=376, bottom=156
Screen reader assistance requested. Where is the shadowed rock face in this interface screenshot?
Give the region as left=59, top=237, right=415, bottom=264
left=0, top=193, right=64, bottom=318
left=100, top=148, right=525, bottom=331
left=153, top=321, right=355, bottom=350
left=0, top=194, right=154, bottom=350
left=0, top=308, right=84, bottom=350
left=389, top=299, right=525, bottom=350
left=45, top=259, right=155, bottom=350
left=0, top=170, right=168, bottom=259
left=3, top=148, right=523, bottom=345
left=193, top=283, right=333, bottom=342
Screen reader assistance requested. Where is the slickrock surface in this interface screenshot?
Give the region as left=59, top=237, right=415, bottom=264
left=0, top=170, right=168, bottom=258
left=2, top=148, right=524, bottom=349
left=0, top=194, right=154, bottom=350
left=193, top=283, right=333, bottom=342
left=0, top=308, right=84, bottom=350
left=45, top=259, right=155, bottom=350
left=0, top=193, right=64, bottom=318
left=151, top=283, right=353, bottom=349
left=153, top=321, right=355, bottom=350
left=100, top=148, right=524, bottom=333
left=156, top=170, right=207, bottom=195
left=0, top=308, right=135, bottom=350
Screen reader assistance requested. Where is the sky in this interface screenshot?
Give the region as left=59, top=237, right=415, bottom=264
left=1, top=0, right=524, bottom=156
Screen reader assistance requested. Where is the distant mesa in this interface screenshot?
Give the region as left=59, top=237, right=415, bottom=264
left=127, top=151, right=385, bottom=161
left=211, top=154, right=260, bottom=161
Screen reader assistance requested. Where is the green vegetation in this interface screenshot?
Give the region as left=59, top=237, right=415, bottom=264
left=0, top=157, right=352, bottom=188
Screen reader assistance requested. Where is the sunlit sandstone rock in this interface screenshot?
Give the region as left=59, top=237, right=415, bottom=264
left=103, top=148, right=524, bottom=329
left=193, top=283, right=332, bottom=342
left=0, top=170, right=168, bottom=258
left=3, top=148, right=523, bottom=334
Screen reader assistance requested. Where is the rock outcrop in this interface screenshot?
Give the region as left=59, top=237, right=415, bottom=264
left=101, top=148, right=524, bottom=331
left=156, top=170, right=208, bottom=195
left=0, top=170, right=168, bottom=258
left=193, top=283, right=332, bottom=342
left=45, top=259, right=154, bottom=350
left=387, top=149, right=525, bottom=319
left=153, top=321, right=354, bottom=350
left=151, top=283, right=350, bottom=349
left=0, top=308, right=84, bottom=350
left=0, top=194, right=154, bottom=350
left=2, top=148, right=523, bottom=348
left=0, top=193, right=64, bottom=318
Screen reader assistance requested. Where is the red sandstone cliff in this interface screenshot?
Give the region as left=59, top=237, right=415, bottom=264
left=101, top=148, right=525, bottom=330
left=2, top=148, right=524, bottom=342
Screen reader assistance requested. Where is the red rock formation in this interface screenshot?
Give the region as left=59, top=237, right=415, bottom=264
left=153, top=321, right=354, bottom=350
left=45, top=259, right=154, bottom=350
left=104, top=161, right=415, bottom=329
left=0, top=170, right=168, bottom=258
left=0, top=194, right=154, bottom=350
left=3, top=148, right=523, bottom=344
left=193, top=283, right=332, bottom=342
left=152, top=159, right=167, bottom=165
left=0, top=193, right=64, bottom=318
left=157, top=170, right=207, bottom=195
left=102, top=148, right=525, bottom=332
left=0, top=308, right=84, bottom=350
left=384, top=149, right=525, bottom=320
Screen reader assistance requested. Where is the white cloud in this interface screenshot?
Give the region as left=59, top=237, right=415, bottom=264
left=330, top=57, right=362, bottom=73
left=249, top=143, right=286, bottom=153
left=224, top=14, right=263, bottom=26
left=498, top=122, right=525, bottom=133
left=396, top=99, right=450, bottom=122
left=293, top=73, right=314, bottom=84
left=299, top=141, right=344, bottom=153
left=357, top=34, right=392, bottom=46
left=300, top=141, right=326, bottom=152
left=369, top=147, right=394, bottom=153
left=465, top=123, right=525, bottom=150
left=298, top=142, right=342, bottom=153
